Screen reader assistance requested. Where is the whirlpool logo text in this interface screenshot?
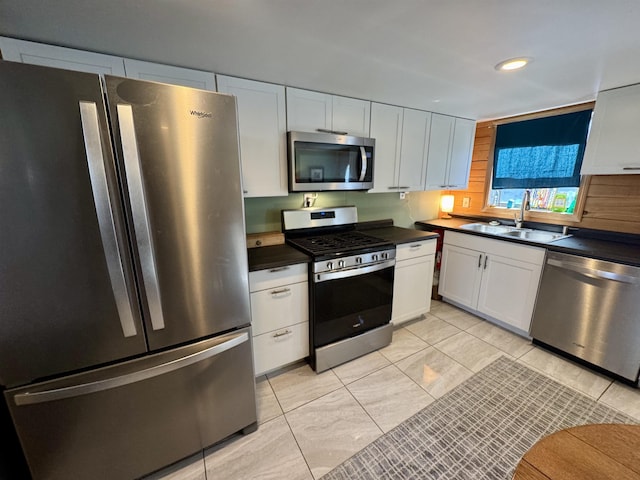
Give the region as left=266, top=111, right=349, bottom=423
left=190, top=110, right=213, bottom=119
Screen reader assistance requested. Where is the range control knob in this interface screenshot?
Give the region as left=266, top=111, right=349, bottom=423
left=338, top=260, right=345, bottom=268
left=381, top=252, right=388, bottom=259
left=372, top=254, right=378, bottom=261
left=355, top=257, right=363, bottom=264
left=326, top=261, right=334, bottom=270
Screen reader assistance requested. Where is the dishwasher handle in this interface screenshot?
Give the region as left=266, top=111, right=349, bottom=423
left=547, top=258, right=640, bottom=285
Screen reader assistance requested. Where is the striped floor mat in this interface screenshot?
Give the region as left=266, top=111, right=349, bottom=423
left=322, top=356, right=636, bottom=480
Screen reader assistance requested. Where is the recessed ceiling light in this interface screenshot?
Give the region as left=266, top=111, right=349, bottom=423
left=495, top=57, right=531, bottom=71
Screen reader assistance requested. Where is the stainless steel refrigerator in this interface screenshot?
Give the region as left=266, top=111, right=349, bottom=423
left=0, top=60, right=257, bottom=479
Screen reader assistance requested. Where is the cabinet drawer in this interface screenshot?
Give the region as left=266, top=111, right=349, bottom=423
left=249, top=263, right=307, bottom=292
left=253, top=322, right=309, bottom=376
left=251, top=282, right=309, bottom=336
left=444, top=231, right=544, bottom=265
left=396, top=239, right=437, bottom=261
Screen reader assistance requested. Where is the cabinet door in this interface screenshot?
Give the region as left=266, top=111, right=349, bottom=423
left=392, top=255, right=434, bottom=325
left=217, top=75, right=288, bottom=197
left=369, top=103, right=403, bottom=192
left=123, top=59, right=215, bottom=90
left=477, top=254, right=542, bottom=332
left=447, top=118, right=475, bottom=189
left=424, top=113, right=454, bottom=190
left=439, top=244, right=483, bottom=309
left=398, top=108, right=431, bottom=191
left=581, top=84, right=640, bottom=175
left=332, top=95, right=371, bottom=137
left=251, top=281, right=309, bottom=336
left=0, top=37, right=125, bottom=75
left=286, top=87, right=332, bottom=133
left=253, top=322, right=309, bottom=376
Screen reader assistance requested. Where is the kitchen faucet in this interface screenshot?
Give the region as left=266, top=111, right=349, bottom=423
left=514, top=190, right=531, bottom=228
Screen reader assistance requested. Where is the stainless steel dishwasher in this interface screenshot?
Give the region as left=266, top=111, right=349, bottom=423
left=530, top=251, right=640, bottom=385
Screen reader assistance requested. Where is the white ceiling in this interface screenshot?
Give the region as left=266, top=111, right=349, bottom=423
left=2, top=0, right=640, bottom=121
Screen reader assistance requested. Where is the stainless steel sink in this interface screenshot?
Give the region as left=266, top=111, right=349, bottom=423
left=459, top=222, right=571, bottom=244
left=501, top=230, right=569, bottom=243
left=459, top=223, right=515, bottom=234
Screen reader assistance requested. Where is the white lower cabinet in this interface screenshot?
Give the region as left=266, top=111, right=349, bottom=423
left=249, top=263, right=309, bottom=376
left=392, top=239, right=437, bottom=325
left=439, top=231, right=544, bottom=334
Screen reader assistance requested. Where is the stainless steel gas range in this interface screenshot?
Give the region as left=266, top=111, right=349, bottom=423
left=282, top=206, right=395, bottom=372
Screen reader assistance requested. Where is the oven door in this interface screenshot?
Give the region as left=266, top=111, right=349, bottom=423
left=312, top=260, right=394, bottom=348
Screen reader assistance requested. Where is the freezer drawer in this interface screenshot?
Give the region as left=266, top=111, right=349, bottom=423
left=5, top=327, right=257, bottom=480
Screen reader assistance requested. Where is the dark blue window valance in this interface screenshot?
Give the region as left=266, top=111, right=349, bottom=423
left=492, top=109, right=592, bottom=189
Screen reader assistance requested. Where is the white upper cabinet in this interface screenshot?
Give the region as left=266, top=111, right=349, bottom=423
left=286, top=87, right=371, bottom=137
left=399, top=108, right=432, bottom=191
left=369, top=104, right=431, bottom=192
left=0, top=37, right=126, bottom=76
left=123, top=59, right=216, bottom=90
left=448, top=117, right=476, bottom=187
left=332, top=95, right=371, bottom=137
left=286, top=88, right=332, bottom=132
left=217, top=75, right=288, bottom=198
left=424, top=114, right=475, bottom=190
left=369, top=103, right=403, bottom=192
left=581, top=84, right=640, bottom=175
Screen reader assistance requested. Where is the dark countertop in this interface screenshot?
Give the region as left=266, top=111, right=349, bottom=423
left=247, top=221, right=440, bottom=272
left=363, top=226, right=439, bottom=244
left=247, top=244, right=310, bottom=272
left=415, top=217, right=640, bottom=267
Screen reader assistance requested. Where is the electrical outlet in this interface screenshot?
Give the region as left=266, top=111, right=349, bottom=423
left=462, top=197, right=470, bottom=208
left=399, top=192, right=406, bottom=200
left=303, top=193, right=318, bottom=208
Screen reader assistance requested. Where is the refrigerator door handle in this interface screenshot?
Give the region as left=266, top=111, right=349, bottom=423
left=117, top=104, right=165, bottom=331
left=13, top=331, right=249, bottom=406
left=79, top=101, right=138, bottom=338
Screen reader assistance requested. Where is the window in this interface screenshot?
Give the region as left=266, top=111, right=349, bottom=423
left=487, top=108, right=592, bottom=217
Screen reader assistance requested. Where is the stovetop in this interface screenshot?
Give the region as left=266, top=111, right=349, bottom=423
left=286, top=230, right=392, bottom=258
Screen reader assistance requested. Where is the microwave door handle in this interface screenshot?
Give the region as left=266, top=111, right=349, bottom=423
left=79, top=101, right=138, bottom=338
left=117, top=104, right=165, bottom=331
left=359, top=146, right=367, bottom=182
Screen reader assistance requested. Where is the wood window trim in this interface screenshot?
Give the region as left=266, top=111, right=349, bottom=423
left=481, top=102, right=594, bottom=226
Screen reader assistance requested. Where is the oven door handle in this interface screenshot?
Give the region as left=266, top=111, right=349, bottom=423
left=315, top=259, right=395, bottom=283
left=358, top=146, right=368, bottom=182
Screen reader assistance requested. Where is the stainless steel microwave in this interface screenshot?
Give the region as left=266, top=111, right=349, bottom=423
left=288, top=131, right=375, bottom=192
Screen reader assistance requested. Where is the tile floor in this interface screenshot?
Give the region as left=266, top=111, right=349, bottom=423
left=147, top=300, right=640, bottom=480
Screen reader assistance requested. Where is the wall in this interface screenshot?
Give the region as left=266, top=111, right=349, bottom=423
left=449, top=121, right=640, bottom=235
left=244, top=190, right=441, bottom=233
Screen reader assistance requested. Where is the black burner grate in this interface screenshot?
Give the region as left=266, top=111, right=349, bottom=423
left=287, top=231, right=389, bottom=255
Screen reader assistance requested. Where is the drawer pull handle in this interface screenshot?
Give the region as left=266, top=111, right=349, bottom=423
left=409, top=244, right=422, bottom=249
left=268, top=266, right=290, bottom=273
left=622, top=167, right=640, bottom=170
left=270, top=288, right=291, bottom=295
left=272, top=329, right=292, bottom=338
